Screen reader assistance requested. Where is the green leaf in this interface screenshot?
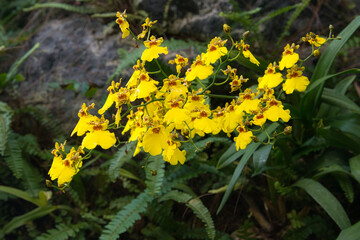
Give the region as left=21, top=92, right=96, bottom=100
left=0, top=185, right=41, bottom=206
left=0, top=101, right=13, bottom=155
left=301, top=16, right=360, bottom=121
left=252, top=144, right=272, bottom=176
left=305, top=69, right=360, bottom=93
left=4, top=134, right=24, bottom=179
left=107, top=142, right=136, bottom=181
left=337, top=220, right=360, bottom=240
left=217, top=123, right=279, bottom=214
left=217, top=123, right=279, bottom=169
left=317, top=127, right=360, bottom=154
left=159, top=190, right=215, bottom=240
left=145, top=155, right=165, bottom=197
left=2, top=206, right=58, bottom=235
left=5, top=43, right=40, bottom=84
left=100, top=191, right=153, bottom=240
left=349, top=155, right=360, bottom=184
left=23, top=3, right=96, bottom=13
left=35, top=223, right=87, bottom=240
left=293, top=178, right=351, bottom=230
left=321, top=88, right=360, bottom=113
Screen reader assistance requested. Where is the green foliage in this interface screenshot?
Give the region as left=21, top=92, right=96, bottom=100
left=107, top=141, right=137, bottom=181
left=35, top=223, right=88, bottom=240
left=284, top=215, right=335, bottom=240
left=217, top=123, right=279, bottom=213
left=100, top=191, right=153, bottom=240
left=160, top=190, right=215, bottom=240
left=23, top=2, right=97, bottom=14
left=337, top=220, right=360, bottom=240
left=277, top=0, right=311, bottom=43
left=0, top=101, right=12, bottom=155
left=293, top=178, right=351, bottom=230
left=145, top=155, right=165, bottom=196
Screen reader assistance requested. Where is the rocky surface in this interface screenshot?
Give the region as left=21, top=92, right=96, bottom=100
left=19, top=15, right=128, bottom=131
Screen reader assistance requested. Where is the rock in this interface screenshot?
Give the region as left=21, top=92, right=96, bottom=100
left=19, top=15, right=128, bottom=132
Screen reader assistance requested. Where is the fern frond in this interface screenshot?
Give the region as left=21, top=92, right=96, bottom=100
left=277, top=0, right=311, bottom=44
left=22, top=106, right=63, bottom=136
left=4, top=133, right=23, bottom=179
left=109, top=195, right=134, bottom=210
left=23, top=3, right=96, bottom=14
left=335, top=173, right=354, bottom=203
left=21, top=158, right=43, bottom=197
left=67, top=187, right=88, bottom=211
left=145, top=155, right=165, bottom=196
left=107, top=142, right=136, bottom=181
left=0, top=101, right=13, bottom=155
left=35, top=223, right=88, bottom=240
left=100, top=191, right=153, bottom=240
left=284, top=215, right=335, bottom=240
left=162, top=165, right=202, bottom=194
left=17, top=134, right=52, bottom=160
left=159, top=190, right=215, bottom=240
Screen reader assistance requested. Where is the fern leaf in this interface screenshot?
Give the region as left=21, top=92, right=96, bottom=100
left=4, top=133, right=23, bottom=179
left=162, top=165, right=202, bottom=194
left=145, top=155, right=165, bottom=196
left=159, top=190, right=215, bottom=240
left=277, top=0, right=311, bottom=44
left=35, top=223, right=88, bottom=240
left=335, top=174, right=354, bottom=203
left=0, top=101, right=13, bottom=155
left=23, top=3, right=96, bottom=14
left=21, top=158, right=43, bottom=197
left=17, top=134, right=52, bottom=160
left=100, top=191, right=153, bottom=240
left=108, top=141, right=136, bottom=181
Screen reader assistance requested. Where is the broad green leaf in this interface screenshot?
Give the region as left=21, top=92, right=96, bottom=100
left=312, top=164, right=349, bottom=179
left=321, top=88, right=360, bottom=114
left=349, top=155, right=360, bottom=184
left=301, top=16, right=360, bottom=121
left=0, top=185, right=41, bottom=206
left=252, top=144, right=272, bottom=176
left=328, top=114, right=360, bottom=135
left=293, top=178, right=351, bottom=230
left=317, top=127, right=360, bottom=154
left=2, top=206, right=58, bottom=235
left=217, top=123, right=279, bottom=213
left=306, top=69, right=360, bottom=93
left=217, top=123, right=279, bottom=169
left=337, top=220, right=360, bottom=240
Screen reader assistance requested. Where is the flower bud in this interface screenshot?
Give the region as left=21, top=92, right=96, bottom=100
left=313, top=49, right=320, bottom=57
left=223, top=24, right=231, bottom=34
left=284, top=126, right=292, bottom=135
left=46, top=179, right=52, bottom=187
left=329, top=24, right=334, bottom=31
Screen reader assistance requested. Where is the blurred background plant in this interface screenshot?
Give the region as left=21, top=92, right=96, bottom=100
left=1, top=0, right=360, bottom=239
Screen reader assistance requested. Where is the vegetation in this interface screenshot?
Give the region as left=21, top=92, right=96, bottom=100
left=1, top=1, right=360, bottom=239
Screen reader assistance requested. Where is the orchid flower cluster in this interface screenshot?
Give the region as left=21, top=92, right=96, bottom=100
left=48, top=10, right=329, bottom=188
